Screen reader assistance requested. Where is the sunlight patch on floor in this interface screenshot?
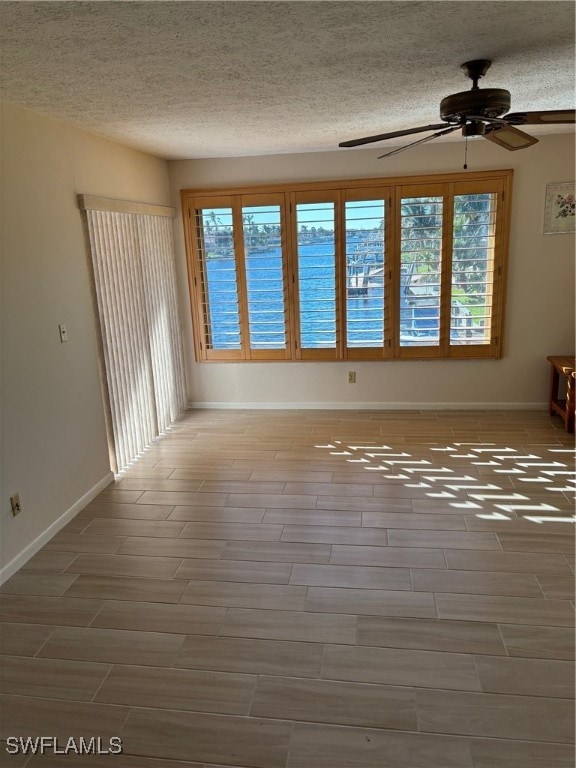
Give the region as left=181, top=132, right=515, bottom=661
left=314, top=438, right=576, bottom=525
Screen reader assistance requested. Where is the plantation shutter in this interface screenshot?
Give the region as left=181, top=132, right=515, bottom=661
left=293, top=191, right=341, bottom=360
left=241, top=193, right=291, bottom=360
left=344, top=187, right=391, bottom=359
left=190, top=197, right=244, bottom=360
left=79, top=195, right=186, bottom=472
left=182, top=170, right=511, bottom=362
left=397, top=184, right=445, bottom=356
left=449, top=178, right=505, bottom=358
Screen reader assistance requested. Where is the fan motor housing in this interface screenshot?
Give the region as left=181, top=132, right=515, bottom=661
left=440, top=88, right=511, bottom=122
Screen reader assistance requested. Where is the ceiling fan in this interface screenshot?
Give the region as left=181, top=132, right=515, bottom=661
left=339, top=60, right=575, bottom=159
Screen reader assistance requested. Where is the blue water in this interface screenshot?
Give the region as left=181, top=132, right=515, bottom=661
left=204, top=241, right=475, bottom=350
left=201, top=193, right=493, bottom=351
left=206, top=242, right=387, bottom=349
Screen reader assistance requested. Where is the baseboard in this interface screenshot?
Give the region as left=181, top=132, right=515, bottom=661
left=189, top=401, right=548, bottom=411
left=0, top=472, right=114, bottom=584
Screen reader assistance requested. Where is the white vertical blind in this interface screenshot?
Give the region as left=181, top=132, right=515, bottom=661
left=80, top=196, right=186, bottom=472
left=137, top=214, right=186, bottom=432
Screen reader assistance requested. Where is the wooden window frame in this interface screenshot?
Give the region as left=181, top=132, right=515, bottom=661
left=181, top=169, right=512, bottom=362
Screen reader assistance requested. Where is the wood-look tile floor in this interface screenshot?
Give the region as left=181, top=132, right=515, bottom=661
left=1, top=409, right=575, bottom=768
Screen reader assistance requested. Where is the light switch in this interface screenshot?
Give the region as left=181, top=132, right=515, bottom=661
left=58, top=323, right=68, bottom=343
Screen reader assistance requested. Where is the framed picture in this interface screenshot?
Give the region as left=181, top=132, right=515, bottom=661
left=543, top=182, right=575, bottom=234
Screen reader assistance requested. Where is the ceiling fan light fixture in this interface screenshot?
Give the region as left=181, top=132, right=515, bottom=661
left=462, top=121, right=486, bottom=137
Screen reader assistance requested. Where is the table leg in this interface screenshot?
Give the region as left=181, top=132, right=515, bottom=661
left=549, top=364, right=558, bottom=416
left=566, top=373, right=575, bottom=433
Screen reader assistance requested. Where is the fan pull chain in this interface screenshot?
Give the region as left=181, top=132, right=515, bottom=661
left=463, top=136, right=469, bottom=169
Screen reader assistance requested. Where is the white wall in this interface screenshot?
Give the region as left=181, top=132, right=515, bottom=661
left=169, top=133, right=575, bottom=408
left=0, top=101, right=171, bottom=578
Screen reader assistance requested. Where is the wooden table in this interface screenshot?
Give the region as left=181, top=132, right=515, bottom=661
left=547, top=355, right=576, bottom=432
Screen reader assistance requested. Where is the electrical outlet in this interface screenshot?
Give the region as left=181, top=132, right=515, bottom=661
left=348, top=370, right=356, bottom=384
left=10, top=493, right=21, bottom=516
left=58, top=323, right=68, bottom=343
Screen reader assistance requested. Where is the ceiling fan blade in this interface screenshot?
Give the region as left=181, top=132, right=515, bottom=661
left=484, top=124, right=539, bottom=151
left=505, top=110, right=575, bottom=125
left=339, top=123, right=449, bottom=148
left=377, top=125, right=460, bottom=159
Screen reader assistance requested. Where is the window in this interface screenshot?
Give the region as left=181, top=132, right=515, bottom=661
left=345, top=192, right=387, bottom=353
left=243, top=202, right=286, bottom=351
left=296, top=198, right=337, bottom=353
left=399, top=189, right=444, bottom=350
left=197, top=203, right=242, bottom=352
left=182, top=170, right=511, bottom=361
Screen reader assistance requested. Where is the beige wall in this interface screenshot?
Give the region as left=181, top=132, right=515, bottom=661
left=0, top=101, right=171, bottom=576
left=169, top=133, right=575, bottom=408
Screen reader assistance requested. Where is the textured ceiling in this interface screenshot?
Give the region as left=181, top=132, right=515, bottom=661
left=0, top=1, right=574, bottom=159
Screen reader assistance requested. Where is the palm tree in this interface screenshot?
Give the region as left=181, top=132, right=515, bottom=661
left=206, top=211, right=225, bottom=255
